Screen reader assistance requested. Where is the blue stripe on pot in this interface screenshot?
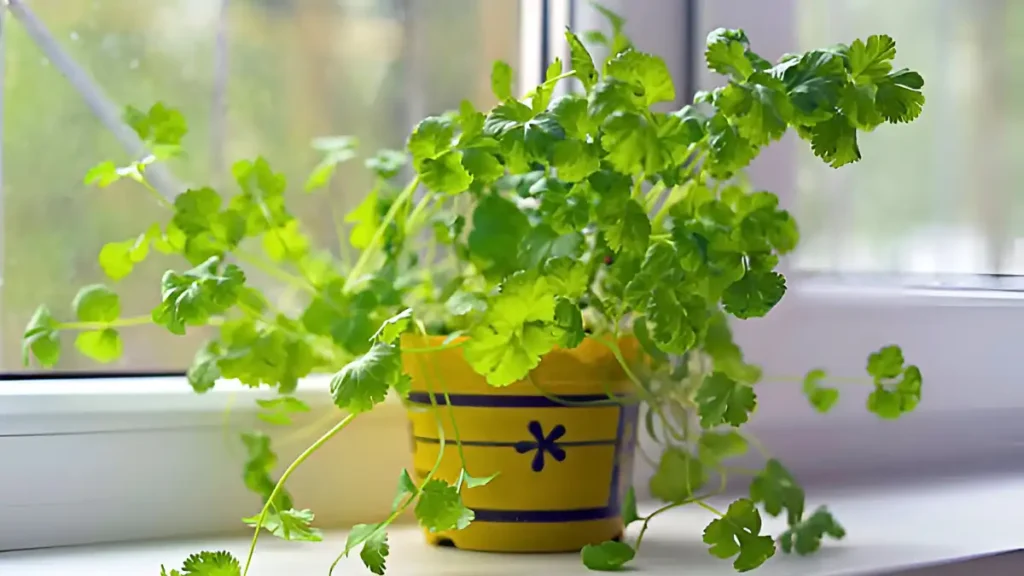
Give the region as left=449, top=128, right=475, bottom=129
left=409, top=394, right=640, bottom=524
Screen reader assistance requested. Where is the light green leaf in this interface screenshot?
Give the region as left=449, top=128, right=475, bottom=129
left=467, top=194, right=530, bottom=279
left=72, top=285, right=120, bottom=323
left=372, top=309, right=413, bottom=345
left=565, top=30, right=599, bottom=90
left=459, top=469, right=499, bottom=489
left=491, top=60, right=514, bottom=101
left=74, top=329, right=122, bottom=363
left=330, top=343, right=409, bottom=413
left=808, top=113, right=861, bottom=168
left=702, top=498, right=777, bottom=572
left=698, top=431, right=749, bottom=464
left=847, top=34, right=896, bottom=84
left=255, top=396, right=311, bottom=426
left=603, top=198, right=650, bottom=256
left=420, top=150, right=474, bottom=194
left=551, top=139, right=600, bottom=183
left=581, top=540, right=636, bottom=571
left=650, top=447, right=706, bottom=503
left=243, top=508, right=322, bottom=542
left=606, top=49, right=676, bottom=105
left=344, top=190, right=378, bottom=250
left=414, top=479, right=475, bottom=532
left=152, top=257, right=245, bottom=335
left=622, top=486, right=641, bottom=527
left=407, top=116, right=454, bottom=165
left=695, top=372, right=757, bottom=428
left=705, top=28, right=754, bottom=81
left=262, top=219, right=310, bottom=262
left=187, top=341, right=222, bottom=393
left=365, top=149, right=408, bottom=179
left=22, top=305, right=61, bottom=367
left=359, top=529, right=390, bottom=575
left=802, top=369, right=839, bottom=413
left=461, top=149, right=504, bottom=184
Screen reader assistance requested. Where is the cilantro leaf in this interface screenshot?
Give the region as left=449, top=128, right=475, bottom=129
left=217, top=320, right=316, bottom=392
left=702, top=498, right=777, bottom=572
left=459, top=469, right=499, bottom=489
left=372, top=309, right=413, bottom=345
left=243, top=508, right=322, bottom=542
left=420, top=150, right=474, bottom=194
left=875, top=69, right=925, bottom=124
left=722, top=269, right=786, bottom=319
left=808, top=113, right=861, bottom=168
left=407, top=116, right=454, bottom=165
left=240, top=431, right=292, bottom=510
left=779, top=506, right=846, bottom=555
left=695, top=372, right=757, bottom=428
left=98, top=229, right=154, bottom=280
left=173, top=550, right=240, bottom=576
left=605, top=49, right=676, bottom=105
left=581, top=540, right=636, bottom=571
left=706, top=114, right=756, bottom=178
left=717, top=75, right=793, bottom=146
left=75, top=329, right=123, bottom=363
left=702, top=312, right=762, bottom=384
left=187, top=341, right=222, bottom=393
left=622, top=486, right=641, bottom=527
left=551, top=139, right=600, bottom=183
left=262, top=219, right=310, bottom=262
left=847, top=34, right=896, bottom=84
left=868, top=364, right=922, bottom=419
left=360, top=529, right=390, bottom=575
left=565, top=30, right=598, bottom=90
left=649, top=447, right=707, bottom=502
left=698, top=431, right=749, bottom=464
left=705, top=28, right=754, bottom=81
left=602, top=198, right=650, bottom=255
left=778, top=50, right=847, bottom=125
left=867, top=344, right=904, bottom=378
left=467, top=194, right=529, bottom=279
left=549, top=94, right=596, bottom=140
left=414, top=479, right=475, bottom=532
left=365, top=149, right=408, bottom=180
left=72, top=285, right=120, bottom=322
left=305, top=136, right=357, bottom=191
left=464, top=272, right=560, bottom=386
left=553, top=297, right=585, bottom=349
left=749, top=459, right=805, bottom=525
left=461, top=149, right=504, bottom=184
left=152, top=257, right=245, bottom=335
left=491, top=60, right=514, bottom=101
left=23, top=305, right=61, bottom=367
left=802, top=368, right=839, bottom=413
left=543, top=256, right=590, bottom=299
left=255, top=396, right=310, bottom=426
left=330, top=343, right=409, bottom=413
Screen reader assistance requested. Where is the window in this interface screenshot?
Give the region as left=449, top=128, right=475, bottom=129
left=2, top=0, right=522, bottom=373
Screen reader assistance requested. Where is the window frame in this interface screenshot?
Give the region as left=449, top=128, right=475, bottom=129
left=3, top=0, right=1021, bottom=553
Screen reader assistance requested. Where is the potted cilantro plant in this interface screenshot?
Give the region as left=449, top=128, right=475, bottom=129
left=23, top=9, right=925, bottom=575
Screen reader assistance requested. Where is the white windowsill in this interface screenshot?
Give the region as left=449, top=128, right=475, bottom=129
left=1, top=475, right=1021, bottom=575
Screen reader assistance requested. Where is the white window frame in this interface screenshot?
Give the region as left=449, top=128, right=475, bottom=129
left=3, top=0, right=1021, bottom=553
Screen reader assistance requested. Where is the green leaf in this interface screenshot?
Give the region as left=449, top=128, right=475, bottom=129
left=605, top=49, right=676, bottom=105
left=84, top=161, right=122, bottom=187
left=847, top=34, right=896, bottom=84
left=600, top=112, right=662, bottom=175
left=407, top=116, right=454, bottom=165
left=698, top=431, right=749, bottom=464
left=392, top=469, right=418, bottom=511
left=749, top=459, right=805, bottom=525
left=255, top=396, right=311, bottom=426
left=344, top=190, right=378, bottom=249
left=808, top=113, right=861, bottom=168
left=779, top=506, right=846, bottom=556
left=330, top=343, right=409, bottom=413
left=464, top=271, right=560, bottom=386
left=74, top=329, right=123, bottom=363
left=152, top=257, right=245, bottom=335
left=565, top=30, right=599, bottom=90
left=491, top=60, right=514, bottom=101
left=695, top=372, right=757, bottom=428
left=168, top=550, right=240, bottom=576
left=22, top=305, right=61, bottom=367
left=216, top=320, right=317, bottom=392
left=187, top=341, right=222, bottom=393
left=802, top=369, right=839, bottom=413
left=241, top=432, right=293, bottom=510
left=867, top=344, right=904, bottom=379
left=243, top=508, right=322, bottom=542
left=722, top=269, right=786, bottom=319
left=838, top=83, right=885, bottom=131
left=461, top=149, right=504, bottom=184
left=603, top=198, right=650, bottom=255
left=644, top=287, right=698, bottom=355
left=633, top=317, right=668, bottom=364
left=123, top=102, right=188, bottom=150
left=98, top=230, right=152, bottom=281
left=875, top=69, right=925, bottom=124
left=549, top=94, right=596, bottom=140
left=415, top=479, right=475, bottom=532
left=543, top=256, right=590, bottom=299
left=230, top=157, right=290, bottom=234
left=519, top=225, right=583, bottom=269
left=373, top=309, right=413, bottom=345
left=581, top=540, right=636, bottom=571
left=778, top=50, right=847, bottom=125
left=706, top=114, right=756, bottom=178
left=420, top=150, right=474, bottom=194
left=359, top=529, right=390, bottom=575
left=551, top=139, right=600, bottom=183
left=649, top=447, right=707, bottom=503
left=622, top=486, right=641, bottom=527
left=365, top=149, right=408, bottom=180
left=717, top=76, right=793, bottom=146
left=868, top=365, right=922, bottom=419
left=705, top=28, right=754, bottom=81
left=702, top=312, right=762, bottom=384
left=305, top=136, right=357, bottom=191
left=467, top=194, right=530, bottom=279
left=459, top=469, right=499, bottom=489
left=702, top=498, right=777, bottom=572
left=553, top=297, right=585, bottom=349
left=262, top=219, right=311, bottom=262
left=72, top=285, right=120, bottom=322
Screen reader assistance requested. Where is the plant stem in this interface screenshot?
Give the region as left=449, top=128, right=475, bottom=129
left=631, top=173, right=646, bottom=200
left=345, top=176, right=420, bottom=292
left=56, top=315, right=154, bottom=330
left=696, top=500, right=725, bottom=517
left=402, top=340, right=466, bottom=354
left=137, top=176, right=174, bottom=210
left=242, top=412, right=358, bottom=576
left=405, top=189, right=437, bottom=236
left=232, top=249, right=316, bottom=295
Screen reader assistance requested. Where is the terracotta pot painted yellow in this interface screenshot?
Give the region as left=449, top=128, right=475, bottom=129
left=402, top=335, right=640, bottom=553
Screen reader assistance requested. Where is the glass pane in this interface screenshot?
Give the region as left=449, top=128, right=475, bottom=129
left=697, top=0, right=1020, bottom=285
left=2, top=0, right=522, bottom=372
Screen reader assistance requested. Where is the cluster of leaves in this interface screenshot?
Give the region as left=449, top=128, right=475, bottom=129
left=21, top=7, right=926, bottom=576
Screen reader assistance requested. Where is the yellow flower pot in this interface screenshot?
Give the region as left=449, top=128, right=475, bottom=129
left=402, top=335, right=639, bottom=553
